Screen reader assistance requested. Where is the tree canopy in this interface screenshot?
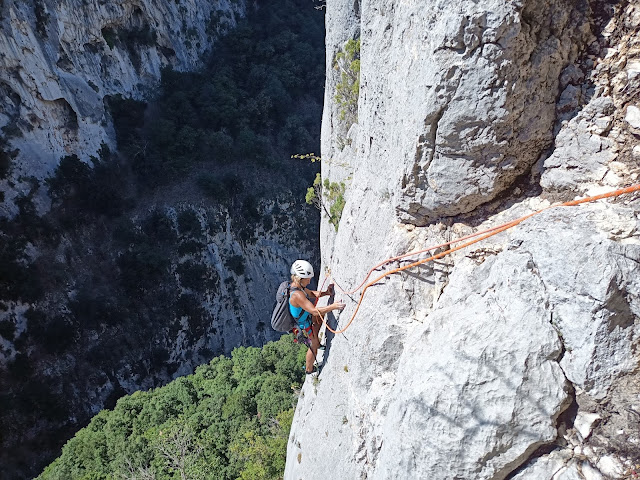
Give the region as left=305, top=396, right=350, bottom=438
left=38, top=336, right=306, bottom=480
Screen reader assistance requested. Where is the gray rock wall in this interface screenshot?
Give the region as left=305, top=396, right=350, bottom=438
left=324, top=0, right=593, bottom=227
left=0, top=0, right=244, bottom=215
left=286, top=0, right=640, bottom=479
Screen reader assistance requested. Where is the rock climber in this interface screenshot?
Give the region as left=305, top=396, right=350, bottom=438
left=289, top=260, right=345, bottom=374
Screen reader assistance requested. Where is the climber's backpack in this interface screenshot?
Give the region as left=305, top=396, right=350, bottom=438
left=271, top=281, right=296, bottom=332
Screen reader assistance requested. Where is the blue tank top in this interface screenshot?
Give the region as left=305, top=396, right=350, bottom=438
left=289, top=287, right=311, bottom=328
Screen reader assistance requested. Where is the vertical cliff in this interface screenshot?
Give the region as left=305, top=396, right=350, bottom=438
left=286, top=0, right=640, bottom=478
left=0, top=0, right=245, bottom=215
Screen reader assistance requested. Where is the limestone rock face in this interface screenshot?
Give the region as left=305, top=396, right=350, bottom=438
left=541, top=0, right=640, bottom=197
left=324, top=0, right=593, bottom=227
left=286, top=1, right=640, bottom=479
left=0, top=0, right=244, bottom=215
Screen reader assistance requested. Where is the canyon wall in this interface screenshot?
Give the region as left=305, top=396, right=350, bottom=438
left=0, top=0, right=244, bottom=215
left=0, top=1, right=326, bottom=477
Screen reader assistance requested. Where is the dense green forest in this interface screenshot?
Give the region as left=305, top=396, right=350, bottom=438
left=38, top=336, right=306, bottom=480
left=0, top=0, right=325, bottom=477
left=107, top=0, right=325, bottom=191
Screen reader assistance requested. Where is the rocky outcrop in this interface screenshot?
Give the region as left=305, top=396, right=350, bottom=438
left=0, top=0, right=244, bottom=215
left=328, top=0, right=593, bottom=227
left=286, top=0, right=640, bottom=479
left=541, top=0, right=640, bottom=197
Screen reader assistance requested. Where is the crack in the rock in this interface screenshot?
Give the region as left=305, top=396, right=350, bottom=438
left=488, top=251, right=584, bottom=480
left=549, top=312, right=567, bottom=364
left=433, top=45, right=466, bottom=55
left=525, top=252, right=575, bottom=367
left=466, top=40, right=503, bottom=59
left=612, top=251, right=640, bottom=266
left=428, top=107, right=445, bottom=167
left=501, top=384, right=578, bottom=480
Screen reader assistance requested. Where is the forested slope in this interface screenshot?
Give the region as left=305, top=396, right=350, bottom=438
left=38, top=336, right=305, bottom=480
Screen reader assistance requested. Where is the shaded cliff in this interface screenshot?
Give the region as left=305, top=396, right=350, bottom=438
left=0, top=0, right=325, bottom=478
left=287, top=0, right=640, bottom=479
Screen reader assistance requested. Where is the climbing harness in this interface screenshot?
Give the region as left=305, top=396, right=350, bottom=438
left=316, top=183, right=640, bottom=335
left=290, top=285, right=316, bottom=347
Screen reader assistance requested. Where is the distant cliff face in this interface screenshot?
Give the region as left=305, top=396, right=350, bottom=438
left=0, top=0, right=244, bottom=215
left=0, top=1, right=326, bottom=478
left=287, top=0, right=640, bottom=479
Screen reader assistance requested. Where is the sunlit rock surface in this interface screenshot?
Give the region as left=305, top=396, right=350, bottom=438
left=286, top=1, right=640, bottom=478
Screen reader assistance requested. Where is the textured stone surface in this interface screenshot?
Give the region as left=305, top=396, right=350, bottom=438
left=286, top=0, right=640, bottom=479
left=373, top=248, right=569, bottom=480
left=325, top=0, right=593, bottom=226
left=597, top=456, right=625, bottom=478
left=541, top=1, right=640, bottom=198
left=626, top=105, right=640, bottom=129
left=515, top=207, right=640, bottom=401
left=540, top=106, right=616, bottom=193
left=511, top=451, right=582, bottom=480
left=0, top=0, right=244, bottom=216
left=287, top=205, right=640, bottom=479
left=574, top=412, right=601, bottom=440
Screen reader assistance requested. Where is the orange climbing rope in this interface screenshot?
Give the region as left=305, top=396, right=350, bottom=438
left=318, top=183, right=640, bottom=335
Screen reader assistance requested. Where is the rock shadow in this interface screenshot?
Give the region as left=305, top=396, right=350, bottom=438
left=320, top=288, right=339, bottom=370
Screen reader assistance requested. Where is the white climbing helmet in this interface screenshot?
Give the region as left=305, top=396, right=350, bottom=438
left=291, top=260, right=314, bottom=279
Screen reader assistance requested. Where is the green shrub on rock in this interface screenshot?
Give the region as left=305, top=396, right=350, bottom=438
left=334, top=38, right=360, bottom=131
